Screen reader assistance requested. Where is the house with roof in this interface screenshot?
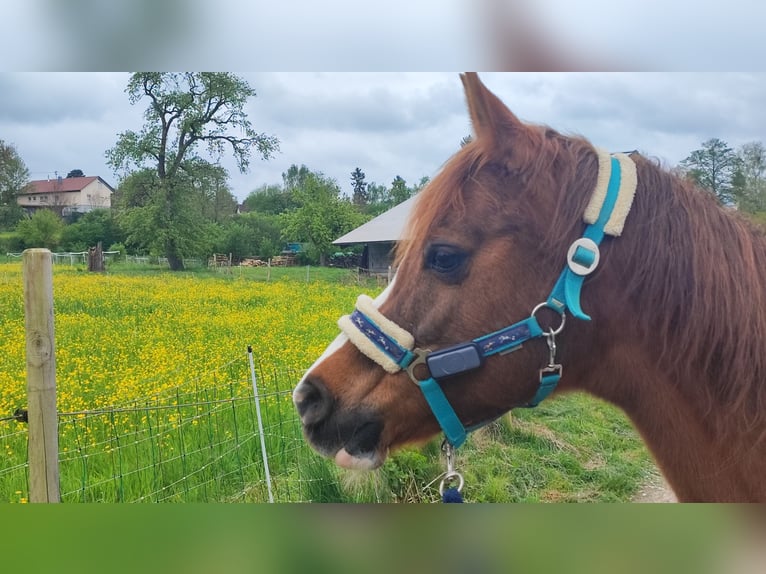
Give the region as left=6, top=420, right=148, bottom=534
left=333, top=195, right=417, bottom=274
left=17, top=176, right=114, bottom=216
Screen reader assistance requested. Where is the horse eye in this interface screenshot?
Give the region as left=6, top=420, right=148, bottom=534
left=426, top=245, right=467, bottom=275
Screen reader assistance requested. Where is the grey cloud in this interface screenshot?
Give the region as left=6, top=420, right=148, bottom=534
left=483, top=74, right=766, bottom=164
left=0, top=74, right=128, bottom=125
left=250, top=74, right=464, bottom=136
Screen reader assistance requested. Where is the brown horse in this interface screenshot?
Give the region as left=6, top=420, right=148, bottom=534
left=293, top=73, right=766, bottom=502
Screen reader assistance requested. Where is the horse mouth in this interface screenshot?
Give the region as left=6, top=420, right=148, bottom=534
left=334, top=445, right=387, bottom=470
left=304, top=416, right=387, bottom=470
left=294, top=375, right=390, bottom=469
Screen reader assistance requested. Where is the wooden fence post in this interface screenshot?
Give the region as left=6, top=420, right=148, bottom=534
left=88, top=241, right=104, bottom=272
left=23, top=249, right=60, bottom=503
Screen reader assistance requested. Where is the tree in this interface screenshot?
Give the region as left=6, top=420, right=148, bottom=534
left=279, top=169, right=366, bottom=265
left=731, top=141, right=766, bottom=213
left=0, top=140, right=31, bottom=229
left=212, top=212, right=282, bottom=260
left=183, top=159, right=237, bottom=223
left=366, top=182, right=390, bottom=210
left=282, top=164, right=312, bottom=192
left=351, top=167, right=368, bottom=207
left=66, top=169, right=85, bottom=178
left=16, top=209, right=64, bottom=249
left=106, top=73, right=279, bottom=270
left=118, top=181, right=210, bottom=258
left=680, top=138, right=739, bottom=204
left=112, top=168, right=160, bottom=210
left=412, top=175, right=430, bottom=194
left=390, top=175, right=411, bottom=205
left=243, top=184, right=299, bottom=215
left=60, top=209, right=124, bottom=252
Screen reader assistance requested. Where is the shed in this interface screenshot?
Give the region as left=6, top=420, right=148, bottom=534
left=333, top=195, right=417, bottom=274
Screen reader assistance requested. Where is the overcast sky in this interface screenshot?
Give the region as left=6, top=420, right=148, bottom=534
left=3, top=1, right=764, bottom=70
left=2, top=73, right=766, bottom=202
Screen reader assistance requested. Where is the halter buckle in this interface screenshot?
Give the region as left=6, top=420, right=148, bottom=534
left=539, top=363, right=563, bottom=379
left=567, top=238, right=600, bottom=276
left=405, top=348, right=431, bottom=383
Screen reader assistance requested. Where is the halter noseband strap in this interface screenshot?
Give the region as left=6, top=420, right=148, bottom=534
left=337, top=150, right=637, bottom=448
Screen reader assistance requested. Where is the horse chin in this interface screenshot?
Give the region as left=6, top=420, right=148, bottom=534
left=334, top=447, right=387, bottom=470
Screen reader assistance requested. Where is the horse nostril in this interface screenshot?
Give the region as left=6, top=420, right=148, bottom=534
left=294, top=377, right=334, bottom=426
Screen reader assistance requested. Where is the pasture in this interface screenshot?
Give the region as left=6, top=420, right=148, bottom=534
left=0, top=261, right=653, bottom=502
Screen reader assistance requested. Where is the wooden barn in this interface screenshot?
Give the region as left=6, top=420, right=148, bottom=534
left=333, top=196, right=417, bottom=274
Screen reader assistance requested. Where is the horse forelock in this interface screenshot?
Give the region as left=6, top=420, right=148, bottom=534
left=395, top=124, right=599, bottom=270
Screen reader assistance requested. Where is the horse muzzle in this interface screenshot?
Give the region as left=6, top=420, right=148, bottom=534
left=293, top=376, right=386, bottom=470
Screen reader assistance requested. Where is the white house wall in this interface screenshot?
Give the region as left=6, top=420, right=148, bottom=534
left=81, top=180, right=112, bottom=209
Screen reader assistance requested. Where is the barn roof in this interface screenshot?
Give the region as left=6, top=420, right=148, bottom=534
left=333, top=195, right=417, bottom=245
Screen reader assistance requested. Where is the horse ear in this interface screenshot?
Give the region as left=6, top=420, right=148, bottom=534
left=460, top=73, right=524, bottom=148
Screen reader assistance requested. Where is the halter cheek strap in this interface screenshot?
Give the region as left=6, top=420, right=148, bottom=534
left=336, top=149, right=637, bottom=448
left=547, top=152, right=637, bottom=320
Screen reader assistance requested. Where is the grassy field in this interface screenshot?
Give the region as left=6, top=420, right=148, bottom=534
left=0, top=259, right=654, bottom=502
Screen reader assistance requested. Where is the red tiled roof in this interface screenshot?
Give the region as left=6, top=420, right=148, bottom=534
left=25, top=176, right=114, bottom=194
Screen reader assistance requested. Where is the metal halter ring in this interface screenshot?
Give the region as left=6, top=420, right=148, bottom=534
left=531, top=303, right=566, bottom=336
left=439, top=471, right=465, bottom=496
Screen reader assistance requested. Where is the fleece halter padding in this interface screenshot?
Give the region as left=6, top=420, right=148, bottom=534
left=338, top=295, right=415, bottom=374
left=583, top=150, right=637, bottom=237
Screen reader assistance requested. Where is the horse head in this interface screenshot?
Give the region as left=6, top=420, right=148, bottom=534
left=293, top=73, right=620, bottom=469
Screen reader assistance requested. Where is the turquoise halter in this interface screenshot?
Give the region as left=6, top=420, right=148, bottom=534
left=340, top=154, right=634, bottom=448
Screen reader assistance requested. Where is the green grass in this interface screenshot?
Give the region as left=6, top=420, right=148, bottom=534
left=457, top=395, right=651, bottom=502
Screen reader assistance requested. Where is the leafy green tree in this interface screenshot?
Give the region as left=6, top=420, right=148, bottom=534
left=351, top=167, right=368, bottom=207
left=212, top=212, right=282, bottom=260
left=364, top=182, right=391, bottom=216
left=60, top=209, right=125, bottom=252
left=16, top=209, right=64, bottom=249
left=66, top=169, right=85, bottom=178
left=731, top=141, right=766, bottom=213
left=412, top=175, right=430, bottom=194
left=106, top=73, right=279, bottom=270
left=282, top=164, right=312, bottom=192
left=680, top=138, right=739, bottom=204
left=280, top=170, right=366, bottom=265
left=243, top=184, right=299, bottom=215
left=182, top=159, right=237, bottom=223
left=118, top=181, right=209, bottom=258
left=0, top=140, right=31, bottom=229
left=390, top=175, right=411, bottom=205
left=112, top=168, right=159, bottom=210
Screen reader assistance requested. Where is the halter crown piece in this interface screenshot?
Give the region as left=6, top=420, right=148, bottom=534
left=337, top=149, right=637, bottom=449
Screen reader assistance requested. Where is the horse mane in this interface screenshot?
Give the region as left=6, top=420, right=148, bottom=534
left=624, top=154, right=766, bottom=437
left=397, top=123, right=766, bottom=438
